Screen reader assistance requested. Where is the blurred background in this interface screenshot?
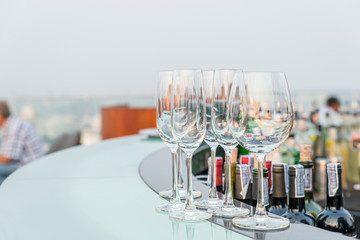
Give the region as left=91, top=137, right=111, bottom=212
left=0, top=0, right=359, bottom=150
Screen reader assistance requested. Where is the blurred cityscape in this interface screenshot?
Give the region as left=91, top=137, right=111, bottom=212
left=1, top=95, right=154, bottom=152
left=1, top=90, right=359, bottom=153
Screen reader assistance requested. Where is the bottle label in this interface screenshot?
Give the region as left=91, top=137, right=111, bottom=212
left=294, top=165, right=305, bottom=198
left=304, top=168, right=312, bottom=191
left=264, top=177, right=269, bottom=206
left=249, top=156, right=255, bottom=183
left=327, top=163, right=339, bottom=197
left=284, top=163, right=289, bottom=193
left=239, top=165, right=251, bottom=198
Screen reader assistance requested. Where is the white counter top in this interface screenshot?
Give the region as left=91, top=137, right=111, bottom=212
left=0, top=135, right=251, bottom=240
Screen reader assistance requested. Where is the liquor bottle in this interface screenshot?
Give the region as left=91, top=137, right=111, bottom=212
left=235, top=164, right=252, bottom=205
left=282, top=165, right=315, bottom=225
left=347, top=106, right=360, bottom=184
left=251, top=168, right=269, bottom=209
left=326, top=127, right=347, bottom=189
left=268, top=163, right=288, bottom=216
left=299, top=145, right=322, bottom=218
left=313, top=125, right=327, bottom=159
left=216, top=157, right=223, bottom=193
left=316, top=163, right=356, bottom=237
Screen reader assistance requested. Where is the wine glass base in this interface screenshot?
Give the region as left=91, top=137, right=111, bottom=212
left=169, top=209, right=212, bottom=221
left=159, top=189, right=202, bottom=200
left=155, top=202, right=185, bottom=213
left=213, top=204, right=249, bottom=218
left=195, top=198, right=223, bottom=210
left=232, top=215, right=290, bottom=231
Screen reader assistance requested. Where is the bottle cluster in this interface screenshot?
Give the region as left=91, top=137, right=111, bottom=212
left=216, top=144, right=357, bottom=237
left=280, top=101, right=360, bottom=196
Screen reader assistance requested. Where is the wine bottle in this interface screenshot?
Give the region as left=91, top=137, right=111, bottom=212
left=251, top=168, right=269, bottom=209
left=268, top=163, right=288, bottom=216
left=216, top=157, right=223, bottom=193
left=235, top=164, right=252, bottom=205
left=316, top=163, right=356, bottom=237
left=282, top=165, right=315, bottom=225
left=299, top=145, right=322, bottom=218
left=266, top=160, right=272, bottom=205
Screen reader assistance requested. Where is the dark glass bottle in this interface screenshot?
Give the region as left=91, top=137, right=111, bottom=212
left=251, top=168, right=269, bottom=209
left=269, top=163, right=288, bottom=216
left=316, top=163, right=356, bottom=237
left=235, top=164, right=252, bottom=205
left=299, top=145, right=322, bottom=218
left=282, top=165, right=315, bottom=225
left=266, top=160, right=272, bottom=205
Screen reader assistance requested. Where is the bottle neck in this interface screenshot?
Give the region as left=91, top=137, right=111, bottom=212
left=304, top=191, right=314, bottom=201
left=271, top=196, right=287, bottom=208
left=326, top=164, right=343, bottom=209
left=288, top=197, right=306, bottom=211
left=326, top=195, right=343, bottom=209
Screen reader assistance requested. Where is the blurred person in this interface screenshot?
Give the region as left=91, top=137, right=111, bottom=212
left=0, top=101, right=43, bottom=184
left=319, top=97, right=341, bottom=127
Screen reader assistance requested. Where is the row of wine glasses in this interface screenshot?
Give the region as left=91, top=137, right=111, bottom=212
left=155, top=69, right=294, bottom=231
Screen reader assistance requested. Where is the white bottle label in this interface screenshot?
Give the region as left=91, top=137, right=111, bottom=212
left=239, top=165, right=251, bottom=199
left=295, top=165, right=305, bottom=198
left=327, top=163, right=339, bottom=197
left=304, top=168, right=312, bottom=191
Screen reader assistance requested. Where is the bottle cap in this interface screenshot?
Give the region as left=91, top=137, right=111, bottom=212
left=300, top=145, right=312, bottom=162
left=252, top=168, right=268, bottom=178
left=289, top=165, right=305, bottom=198
left=216, top=157, right=223, bottom=167
left=326, top=163, right=342, bottom=197
left=241, top=156, right=249, bottom=164
left=272, top=163, right=287, bottom=198
left=231, top=147, right=238, bottom=164
left=265, top=160, right=272, bottom=169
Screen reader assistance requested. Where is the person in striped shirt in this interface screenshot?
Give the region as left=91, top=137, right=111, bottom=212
left=0, top=101, right=43, bottom=184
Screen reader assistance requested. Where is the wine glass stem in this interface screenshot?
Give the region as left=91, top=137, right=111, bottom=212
left=170, top=148, right=180, bottom=202
left=224, top=149, right=234, bottom=206
left=177, top=147, right=184, bottom=189
left=185, top=153, right=195, bottom=210
left=255, top=154, right=267, bottom=216
left=209, top=146, right=218, bottom=198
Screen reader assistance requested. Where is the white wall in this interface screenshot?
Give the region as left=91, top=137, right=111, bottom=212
left=0, top=0, right=359, bottom=98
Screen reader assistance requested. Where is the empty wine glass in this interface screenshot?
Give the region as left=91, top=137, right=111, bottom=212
left=195, top=70, right=224, bottom=210
left=169, top=69, right=212, bottom=221
left=211, top=69, right=249, bottom=217
left=155, top=71, right=185, bottom=213
left=229, top=71, right=294, bottom=230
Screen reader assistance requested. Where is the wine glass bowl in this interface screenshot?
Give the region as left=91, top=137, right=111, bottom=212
left=230, top=72, right=294, bottom=154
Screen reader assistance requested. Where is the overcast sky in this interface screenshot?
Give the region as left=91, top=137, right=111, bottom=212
left=0, top=0, right=359, bottom=98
